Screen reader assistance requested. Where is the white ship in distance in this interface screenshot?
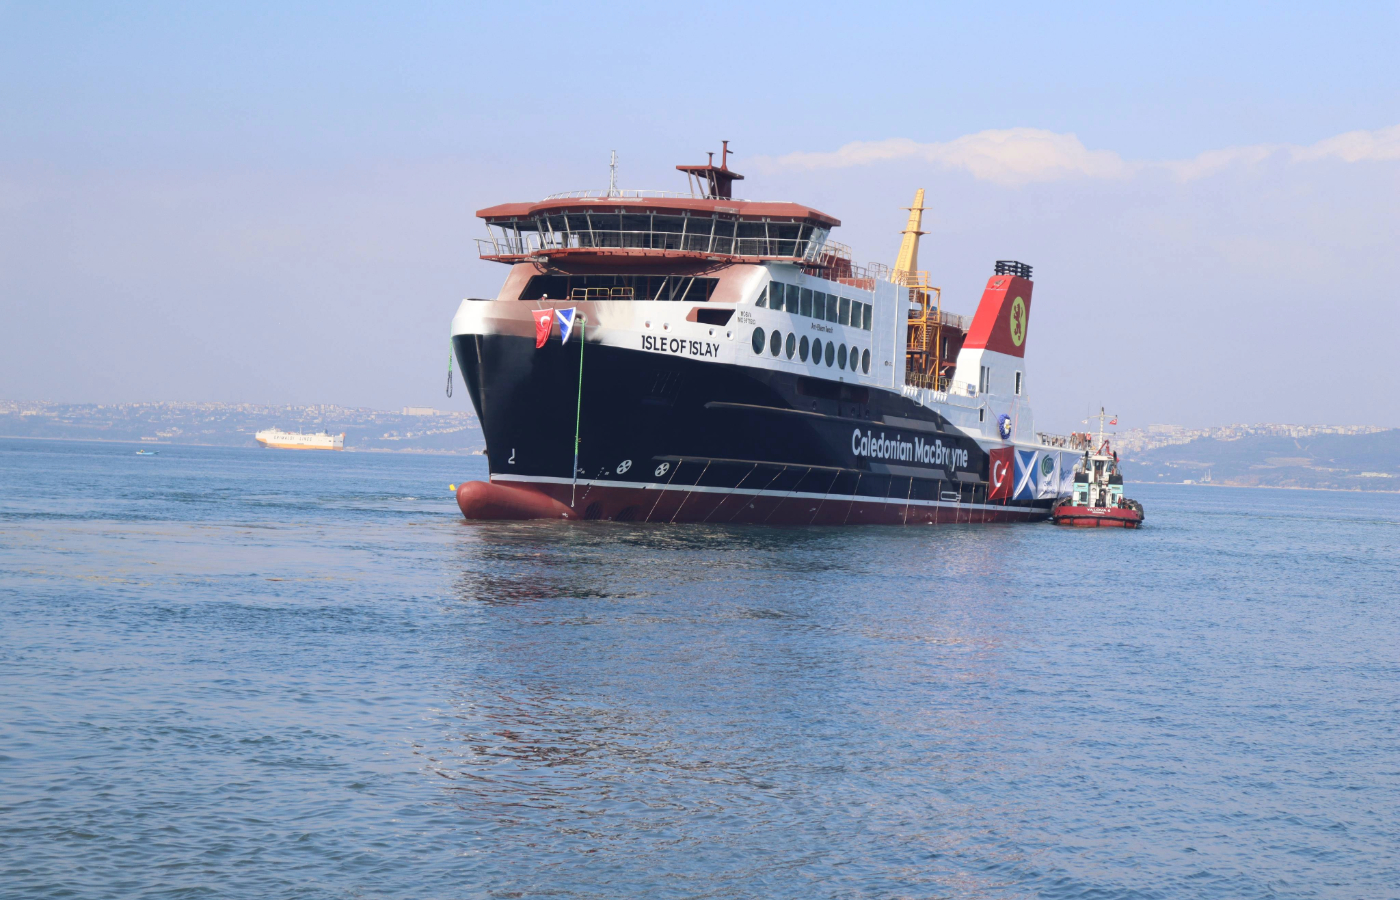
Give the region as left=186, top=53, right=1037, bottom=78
left=254, top=428, right=345, bottom=450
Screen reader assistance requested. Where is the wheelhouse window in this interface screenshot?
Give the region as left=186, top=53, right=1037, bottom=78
left=1015, top=371, right=1023, bottom=395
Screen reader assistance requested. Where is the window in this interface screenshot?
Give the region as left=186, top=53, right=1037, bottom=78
left=785, top=332, right=796, bottom=359
left=799, top=335, right=810, bottom=362
left=979, top=407, right=986, bottom=422
left=811, top=338, right=822, bottom=365
left=862, top=303, right=872, bottom=330
left=786, top=285, right=801, bottom=315
left=770, top=330, right=782, bottom=356
left=837, top=344, right=848, bottom=369
left=752, top=327, right=766, bottom=354
left=1015, top=371, right=1023, bottom=395
left=838, top=297, right=850, bottom=326
left=824, top=341, right=835, bottom=366
left=861, top=349, right=870, bottom=373
left=812, top=292, right=825, bottom=321
left=978, top=365, right=991, bottom=394
left=800, top=288, right=813, bottom=317
left=755, top=284, right=768, bottom=308
left=826, top=296, right=839, bottom=324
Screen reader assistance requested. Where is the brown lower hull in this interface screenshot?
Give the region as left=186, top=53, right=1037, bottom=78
left=455, top=478, right=1048, bottom=526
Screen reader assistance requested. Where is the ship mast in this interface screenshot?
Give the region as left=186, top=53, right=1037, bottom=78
left=1086, top=407, right=1117, bottom=451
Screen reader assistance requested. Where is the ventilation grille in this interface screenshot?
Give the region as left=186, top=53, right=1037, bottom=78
left=994, top=260, right=1033, bottom=279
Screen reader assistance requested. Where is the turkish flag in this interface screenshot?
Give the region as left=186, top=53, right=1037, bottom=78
left=533, top=309, right=553, bottom=348
left=988, top=447, right=1014, bottom=501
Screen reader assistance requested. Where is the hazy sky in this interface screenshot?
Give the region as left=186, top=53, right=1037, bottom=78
left=2, top=2, right=1398, bottom=430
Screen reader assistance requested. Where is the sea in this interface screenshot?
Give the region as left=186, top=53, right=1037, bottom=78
left=2, top=438, right=1397, bottom=900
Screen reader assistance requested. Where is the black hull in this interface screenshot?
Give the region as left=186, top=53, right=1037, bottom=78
left=453, top=333, right=1052, bottom=525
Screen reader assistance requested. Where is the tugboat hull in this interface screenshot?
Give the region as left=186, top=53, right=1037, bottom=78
left=1050, top=504, right=1143, bottom=528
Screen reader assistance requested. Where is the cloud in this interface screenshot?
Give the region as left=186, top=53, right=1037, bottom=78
left=1290, top=124, right=1400, bottom=163
left=769, top=124, right=1400, bottom=186
left=775, top=128, right=1132, bottom=187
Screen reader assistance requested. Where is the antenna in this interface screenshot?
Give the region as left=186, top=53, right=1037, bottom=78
left=608, top=150, right=618, bottom=198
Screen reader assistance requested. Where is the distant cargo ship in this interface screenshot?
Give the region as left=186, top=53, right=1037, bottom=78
left=254, top=428, right=345, bottom=451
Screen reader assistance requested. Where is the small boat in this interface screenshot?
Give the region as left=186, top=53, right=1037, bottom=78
left=135, top=449, right=160, bottom=456
left=1051, top=409, right=1143, bottom=528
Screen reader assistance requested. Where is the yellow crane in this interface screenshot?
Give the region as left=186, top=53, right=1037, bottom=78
left=893, top=189, right=946, bottom=389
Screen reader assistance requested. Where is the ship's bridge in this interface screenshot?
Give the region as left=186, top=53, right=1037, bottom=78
left=475, top=147, right=842, bottom=267
left=476, top=195, right=840, bottom=266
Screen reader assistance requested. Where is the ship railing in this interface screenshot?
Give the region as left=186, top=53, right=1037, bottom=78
left=903, top=370, right=952, bottom=392
left=944, top=379, right=979, bottom=397
left=1036, top=432, right=1077, bottom=449
left=569, top=286, right=635, bottom=300
left=537, top=189, right=805, bottom=202
left=476, top=229, right=820, bottom=261
left=541, top=189, right=710, bottom=201
left=908, top=306, right=969, bottom=330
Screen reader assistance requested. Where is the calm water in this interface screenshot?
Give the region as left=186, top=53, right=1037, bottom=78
left=2, top=438, right=1398, bottom=899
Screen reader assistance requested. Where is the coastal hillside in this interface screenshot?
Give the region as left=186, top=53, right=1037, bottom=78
left=0, top=401, right=485, bottom=454
left=1120, top=429, right=1400, bottom=491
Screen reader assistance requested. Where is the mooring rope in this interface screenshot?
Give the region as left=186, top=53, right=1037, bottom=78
left=570, top=317, right=586, bottom=508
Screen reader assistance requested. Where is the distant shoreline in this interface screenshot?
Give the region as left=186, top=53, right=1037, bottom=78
left=1149, top=480, right=1399, bottom=496
left=0, top=434, right=482, bottom=456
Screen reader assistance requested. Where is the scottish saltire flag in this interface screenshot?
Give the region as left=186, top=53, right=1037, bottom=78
left=1037, top=452, right=1059, bottom=499
left=1013, top=448, right=1038, bottom=500
left=1058, top=451, right=1076, bottom=497
left=556, top=307, right=579, bottom=344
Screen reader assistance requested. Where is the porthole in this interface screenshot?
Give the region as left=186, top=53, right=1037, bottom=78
left=811, top=339, right=822, bottom=365
left=824, top=341, right=835, bottom=366
left=751, top=327, right=765, bottom=354
left=799, top=335, right=810, bottom=362
left=862, top=349, right=870, bottom=374
left=785, top=332, right=796, bottom=359
left=837, top=344, right=848, bottom=369
left=769, top=329, right=781, bottom=356
left=849, top=346, right=859, bottom=371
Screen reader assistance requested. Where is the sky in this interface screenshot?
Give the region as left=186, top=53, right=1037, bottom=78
left=2, top=2, right=1398, bottom=431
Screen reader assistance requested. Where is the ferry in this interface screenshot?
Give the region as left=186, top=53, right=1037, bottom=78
left=254, top=428, right=345, bottom=451
left=449, top=144, right=1077, bottom=524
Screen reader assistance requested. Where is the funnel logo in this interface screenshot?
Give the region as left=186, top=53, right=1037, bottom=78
left=1009, top=297, right=1027, bottom=348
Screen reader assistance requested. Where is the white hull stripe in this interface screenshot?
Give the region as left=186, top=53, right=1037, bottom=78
left=491, top=473, right=1041, bottom=515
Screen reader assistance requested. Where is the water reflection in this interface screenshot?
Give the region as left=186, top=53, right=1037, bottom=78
left=426, top=521, right=1030, bottom=897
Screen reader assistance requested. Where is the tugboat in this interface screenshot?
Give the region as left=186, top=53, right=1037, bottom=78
left=1051, top=408, right=1144, bottom=528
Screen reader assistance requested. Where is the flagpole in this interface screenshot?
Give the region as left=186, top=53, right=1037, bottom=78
left=571, top=316, right=585, bottom=507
